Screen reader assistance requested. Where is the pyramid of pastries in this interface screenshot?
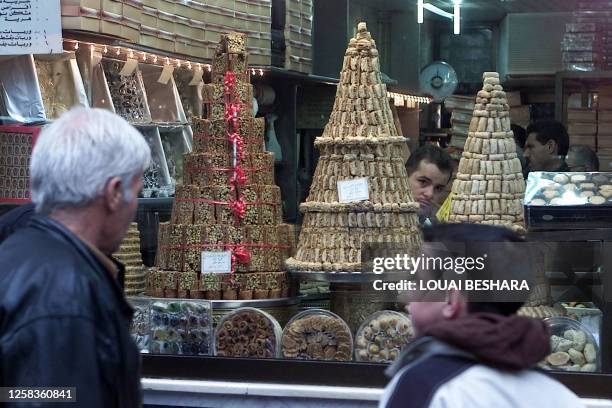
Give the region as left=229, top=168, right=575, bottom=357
left=115, top=223, right=146, bottom=296
left=148, top=33, right=293, bottom=300
left=286, top=23, right=422, bottom=272
left=448, top=72, right=526, bottom=233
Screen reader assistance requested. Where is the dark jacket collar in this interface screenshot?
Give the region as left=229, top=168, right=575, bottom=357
left=385, top=336, right=477, bottom=378
left=29, top=215, right=133, bottom=317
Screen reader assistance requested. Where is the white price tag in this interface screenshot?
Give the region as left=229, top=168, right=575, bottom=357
left=337, top=177, right=370, bottom=203
left=119, top=58, right=138, bottom=76
left=157, top=64, right=174, bottom=84
left=201, top=251, right=232, bottom=274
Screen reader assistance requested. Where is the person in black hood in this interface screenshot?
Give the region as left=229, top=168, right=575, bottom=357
left=379, top=224, right=583, bottom=408
left=0, top=108, right=150, bottom=408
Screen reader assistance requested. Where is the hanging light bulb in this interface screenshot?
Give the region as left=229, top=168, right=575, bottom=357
left=103, top=46, right=108, bottom=54
left=258, top=69, right=264, bottom=76
left=207, top=64, right=212, bottom=72
left=116, top=47, right=121, bottom=55
left=74, top=41, right=79, bottom=50
left=142, top=52, right=147, bottom=61
left=153, top=55, right=158, bottom=63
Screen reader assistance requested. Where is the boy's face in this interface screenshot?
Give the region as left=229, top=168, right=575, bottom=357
left=408, top=161, right=451, bottom=215
left=407, top=291, right=468, bottom=336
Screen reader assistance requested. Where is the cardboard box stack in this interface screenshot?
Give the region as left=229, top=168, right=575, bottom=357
left=284, top=0, right=313, bottom=74
left=597, top=89, right=612, bottom=171
left=561, top=1, right=612, bottom=72
left=445, top=95, right=475, bottom=152
left=61, top=0, right=272, bottom=64
left=568, top=108, right=597, bottom=150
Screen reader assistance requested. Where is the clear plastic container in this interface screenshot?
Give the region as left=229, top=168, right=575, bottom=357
left=214, top=307, right=282, bottom=358
left=541, top=316, right=600, bottom=372
left=128, top=297, right=151, bottom=353
left=354, top=310, right=414, bottom=363
left=149, top=298, right=212, bottom=356
left=281, top=309, right=353, bottom=361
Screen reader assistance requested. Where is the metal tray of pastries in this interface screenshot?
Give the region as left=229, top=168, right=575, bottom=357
left=525, top=172, right=612, bottom=230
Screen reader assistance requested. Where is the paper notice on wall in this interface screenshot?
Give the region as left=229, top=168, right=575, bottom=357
left=119, top=58, right=138, bottom=76
left=201, top=251, right=232, bottom=274
left=337, top=177, right=370, bottom=203
left=0, top=0, right=62, bottom=55
left=157, top=64, right=174, bottom=85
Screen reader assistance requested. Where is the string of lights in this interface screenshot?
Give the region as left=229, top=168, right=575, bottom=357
left=64, top=39, right=431, bottom=104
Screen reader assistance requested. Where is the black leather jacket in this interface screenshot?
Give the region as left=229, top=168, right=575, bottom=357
left=0, top=216, right=141, bottom=408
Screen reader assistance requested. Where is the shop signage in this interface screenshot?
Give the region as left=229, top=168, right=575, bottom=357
left=337, top=177, right=370, bottom=203
left=0, top=0, right=62, bottom=55
left=201, top=251, right=232, bottom=274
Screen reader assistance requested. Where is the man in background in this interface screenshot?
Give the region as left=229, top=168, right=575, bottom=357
left=523, top=119, right=570, bottom=173
left=566, top=145, right=600, bottom=172
left=0, top=108, right=150, bottom=408
left=406, top=145, right=453, bottom=225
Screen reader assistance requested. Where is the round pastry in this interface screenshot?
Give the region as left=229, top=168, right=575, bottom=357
left=600, top=189, right=612, bottom=198
left=580, top=191, right=595, bottom=198
left=550, top=197, right=565, bottom=205
left=553, top=174, right=570, bottom=184
left=580, top=182, right=595, bottom=190
left=530, top=198, right=547, bottom=206
left=543, top=190, right=558, bottom=200
left=563, top=183, right=578, bottom=192
left=589, top=195, right=606, bottom=205
left=592, top=174, right=608, bottom=184
left=571, top=175, right=587, bottom=183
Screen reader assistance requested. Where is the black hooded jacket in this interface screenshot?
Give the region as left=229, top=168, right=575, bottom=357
left=0, top=216, right=141, bottom=408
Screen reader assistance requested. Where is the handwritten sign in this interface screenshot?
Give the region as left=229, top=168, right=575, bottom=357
left=201, top=251, right=232, bottom=274
left=0, top=0, right=62, bottom=55
left=337, top=177, right=370, bottom=203
left=157, top=64, right=174, bottom=85
left=119, top=58, right=138, bottom=76
left=188, top=67, right=204, bottom=86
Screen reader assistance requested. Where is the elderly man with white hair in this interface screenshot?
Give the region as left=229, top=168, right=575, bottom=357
left=0, top=108, right=150, bottom=408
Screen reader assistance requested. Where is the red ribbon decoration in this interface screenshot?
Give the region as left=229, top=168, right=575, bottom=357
left=224, top=244, right=252, bottom=274
left=229, top=198, right=247, bottom=222
left=225, top=103, right=240, bottom=130
left=224, top=72, right=236, bottom=95
left=228, top=132, right=244, bottom=161
left=229, top=165, right=247, bottom=189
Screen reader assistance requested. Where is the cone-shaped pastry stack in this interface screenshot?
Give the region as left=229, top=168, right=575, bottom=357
left=115, top=223, right=146, bottom=296
left=286, top=23, right=422, bottom=272
left=448, top=72, right=526, bottom=233
left=149, top=33, right=293, bottom=300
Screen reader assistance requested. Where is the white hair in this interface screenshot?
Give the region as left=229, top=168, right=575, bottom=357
left=30, top=108, right=151, bottom=214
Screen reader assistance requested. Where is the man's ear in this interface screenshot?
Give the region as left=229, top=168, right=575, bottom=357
left=102, top=176, right=124, bottom=212
left=547, top=139, right=558, bottom=155
left=442, top=289, right=466, bottom=319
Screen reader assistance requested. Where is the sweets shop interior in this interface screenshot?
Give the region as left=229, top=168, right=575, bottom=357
left=2, top=0, right=612, bottom=406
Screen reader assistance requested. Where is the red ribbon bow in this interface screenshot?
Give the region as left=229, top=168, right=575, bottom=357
left=224, top=72, right=236, bottom=95
left=224, top=244, right=251, bottom=274
left=230, top=197, right=247, bottom=222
